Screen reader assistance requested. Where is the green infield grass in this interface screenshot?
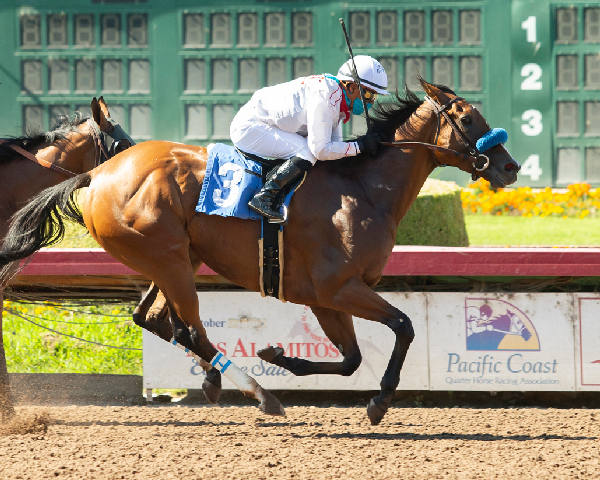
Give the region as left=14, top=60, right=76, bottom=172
left=3, top=302, right=141, bottom=375
left=465, top=215, right=600, bottom=246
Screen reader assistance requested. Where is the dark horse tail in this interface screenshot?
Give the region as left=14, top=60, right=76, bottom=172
left=0, top=173, right=92, bottom=271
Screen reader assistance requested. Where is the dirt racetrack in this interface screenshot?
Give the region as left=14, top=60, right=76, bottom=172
left=0, top=403, right=599, bottom=480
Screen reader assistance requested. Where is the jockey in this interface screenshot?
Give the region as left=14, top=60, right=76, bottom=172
left=230, top=55, right=389, bottom=222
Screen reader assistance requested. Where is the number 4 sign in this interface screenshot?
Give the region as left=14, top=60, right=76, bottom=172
left=521, top=155, right=543, bottom=182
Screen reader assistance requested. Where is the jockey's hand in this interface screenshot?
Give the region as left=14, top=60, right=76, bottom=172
left=355, top=132, right=383, bottom=156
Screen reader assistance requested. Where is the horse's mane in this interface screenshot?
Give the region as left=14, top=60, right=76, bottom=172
left=321, top=83, right=456, bottom=176
left=0, top=112, right=88, bottom=166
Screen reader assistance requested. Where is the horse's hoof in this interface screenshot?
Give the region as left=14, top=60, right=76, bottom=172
left=131, top=312, right=145, bottom=329
left=257, top=346, right=284, bottom=364
left=258, top=390, right=286, bottom=417
left=202, top=379, right=221, bottom=405
left=367, top=398, right=387, bottom=426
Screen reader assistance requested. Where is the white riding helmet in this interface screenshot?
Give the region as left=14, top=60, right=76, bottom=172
left=337, top=55, right=389, bottom=95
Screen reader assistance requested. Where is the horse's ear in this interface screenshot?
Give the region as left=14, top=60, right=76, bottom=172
left=90, top=96, right=111, bottom=132
left=91, top=97, right=101, bottom=124
left=98, top=96, right=111, bottom=119
left=419, top=78, right=451, bottom=105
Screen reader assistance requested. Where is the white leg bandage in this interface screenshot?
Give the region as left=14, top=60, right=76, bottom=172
left=210, top=352, right=256, bottom=394
left=170, top=338, right=212, bottom=370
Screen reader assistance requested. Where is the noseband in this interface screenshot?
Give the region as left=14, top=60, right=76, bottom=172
left=0, top=118, right=121, bottom=178
left=381, top=95, right=492, bottom=180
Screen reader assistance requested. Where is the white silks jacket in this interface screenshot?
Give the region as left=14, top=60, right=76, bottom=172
left=242, top=75, right=360, bottom=161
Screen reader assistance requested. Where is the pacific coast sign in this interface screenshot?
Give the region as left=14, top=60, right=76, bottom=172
left=143, top=292, right=599, bottom=392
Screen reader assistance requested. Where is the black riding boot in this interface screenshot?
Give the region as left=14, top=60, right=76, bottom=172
left=248, top=156, right=312, bottom=222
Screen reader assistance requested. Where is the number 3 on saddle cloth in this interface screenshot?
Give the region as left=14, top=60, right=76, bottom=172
left=196, top=143, right=305, bottom=301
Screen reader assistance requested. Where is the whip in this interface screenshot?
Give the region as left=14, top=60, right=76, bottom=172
left=338, top=18, right=372, bottom=132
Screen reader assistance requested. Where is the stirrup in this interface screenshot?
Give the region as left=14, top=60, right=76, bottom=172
left=268, top=205, right=288, bottom=225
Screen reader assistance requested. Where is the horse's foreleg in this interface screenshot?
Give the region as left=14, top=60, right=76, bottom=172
left=0, top=290, right=15, bottom=422
left=258, top=306, right=362, bottom=376
left=319, top=277, right=414, bottom=426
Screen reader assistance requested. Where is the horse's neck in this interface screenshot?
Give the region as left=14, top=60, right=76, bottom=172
left=366, top=104, right=438, bottom=225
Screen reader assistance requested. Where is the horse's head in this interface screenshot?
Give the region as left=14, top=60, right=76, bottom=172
left=419, top=79, right=520, bottom=189
left=63, top=97, right=135, bottom=173
left=507, top=310, right=532, bottom=341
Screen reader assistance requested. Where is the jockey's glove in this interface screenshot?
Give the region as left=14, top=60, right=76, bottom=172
left=355, top=132, right=383, bottom=156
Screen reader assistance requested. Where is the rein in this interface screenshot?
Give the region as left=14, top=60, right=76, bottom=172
left=0, top=118, right=110, bottom=178
left=381, top=95, right=491, bottom=180
left=86, top=118, right=111, bottom=167
left=0, top=139, right=79, bottom=178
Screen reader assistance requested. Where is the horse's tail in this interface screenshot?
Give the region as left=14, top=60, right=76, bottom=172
left=0, top=173, right=92, bottom=270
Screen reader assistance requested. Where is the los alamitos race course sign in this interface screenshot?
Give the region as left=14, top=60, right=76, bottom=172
left=143, top=292, right=600, bottom=392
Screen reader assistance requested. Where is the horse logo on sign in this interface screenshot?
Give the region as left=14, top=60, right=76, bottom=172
left=465, top=298, right=540, bottom=351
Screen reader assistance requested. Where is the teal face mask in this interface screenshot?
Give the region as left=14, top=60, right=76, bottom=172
left=346, top=95, right=373, bottom=116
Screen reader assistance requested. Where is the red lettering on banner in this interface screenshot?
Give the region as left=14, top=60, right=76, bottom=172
left=217, top=342, right=227, bottom=355
left=253, top=341, right=340, bottom=359
left=315, top=343, right=328, bottom=358
left=277, top=342, right=296, bottom=357
left=233, top=339, right=248, bottom=357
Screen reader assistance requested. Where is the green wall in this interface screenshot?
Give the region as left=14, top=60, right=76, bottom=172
left=1, top=0, right=599, bottom=186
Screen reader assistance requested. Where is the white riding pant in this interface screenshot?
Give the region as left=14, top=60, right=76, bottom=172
left=230, top=117, right=317, bottom=165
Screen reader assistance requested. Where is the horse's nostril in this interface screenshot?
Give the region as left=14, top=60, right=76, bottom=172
left=504, top=162, right=518, bottom=172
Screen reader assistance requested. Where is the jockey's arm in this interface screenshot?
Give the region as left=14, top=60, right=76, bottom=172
left=331, top=122, right=343, bottom=143
left=306, top=92, right=359, bottom=161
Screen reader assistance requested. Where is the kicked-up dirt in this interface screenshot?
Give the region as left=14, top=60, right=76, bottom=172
left=0, top=404, right=598, bottom=479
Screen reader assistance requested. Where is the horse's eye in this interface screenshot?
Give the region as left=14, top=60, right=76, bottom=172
left=461, top=115, right=472, bottom=125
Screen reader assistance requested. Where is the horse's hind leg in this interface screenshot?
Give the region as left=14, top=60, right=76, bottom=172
left=152, top=261, right=284, bottom=416
left=164, top=300, right=222, bottom=405
left=133, top=281, right=222, bottom=404
left=258, top=307, right=362, bottom=376
left=133, top=283, right=172, bottom=341
left=0, top=291, right=15, bottom=422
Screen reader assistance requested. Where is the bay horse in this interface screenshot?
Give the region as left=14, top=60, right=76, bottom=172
left=0, top=80, right=520, bottom=425
left=0, top=98, right=132, bottom=421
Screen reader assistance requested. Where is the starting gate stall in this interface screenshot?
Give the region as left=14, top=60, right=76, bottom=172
left=1, top=0, right=599, bottom=186
left=14, top=247, right=600, bottom=394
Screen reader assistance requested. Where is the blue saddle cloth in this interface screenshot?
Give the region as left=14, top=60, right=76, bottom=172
left=196, top=143, right=295, bottom=220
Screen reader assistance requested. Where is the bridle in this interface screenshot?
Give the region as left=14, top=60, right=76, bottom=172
left=381, top=95, right=492, bottom=181
left=0, top=117, right=125, bottom=178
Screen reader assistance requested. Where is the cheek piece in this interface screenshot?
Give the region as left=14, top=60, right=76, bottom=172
left=475, top=128, right=508, bottom=153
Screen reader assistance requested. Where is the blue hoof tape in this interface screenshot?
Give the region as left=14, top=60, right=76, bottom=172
left=476, top=128, right=508, bottom=153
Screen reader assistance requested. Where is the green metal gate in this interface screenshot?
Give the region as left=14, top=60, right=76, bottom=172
left=0, top=0, right=598, bottom=186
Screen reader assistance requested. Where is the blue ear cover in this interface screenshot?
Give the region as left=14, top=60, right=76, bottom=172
left=476, top=128, right=508, bottom=153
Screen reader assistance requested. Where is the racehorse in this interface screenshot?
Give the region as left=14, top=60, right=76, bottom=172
left=0, top=80, right=520, bottom=425
left=0, top=98, right=131, bottom=421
